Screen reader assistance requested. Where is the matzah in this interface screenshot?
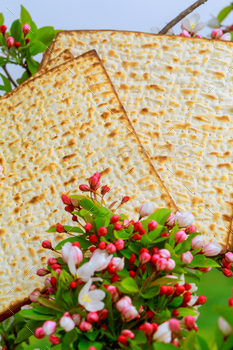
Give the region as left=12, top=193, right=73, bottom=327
left=38, top=40, right=55, bottom=70
left=47, top=30, right=233, bottom=251
left=0, top=50, right=176, bottom=315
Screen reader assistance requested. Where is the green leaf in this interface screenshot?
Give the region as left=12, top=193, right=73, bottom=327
left=0, top=73, right=12, bottom=93
left=10, top=20, right=22, bottom=42
left=63, top=225, right=84, bottom=234
left=0, top=57, right=10, bottom=67
left=16, top=71, right=29, bottom=85
left=191, top=255, right=220, bottom=268
left=114, top=229, right=130, bottom=240
left=129, top=243, right=141, bottom=255
left=80, top=198, right=99, bottom=213
left=37, top=26, right=55, bottom=46
left=217, top=6, right=232, bottom=22
left=141, top=233, right=152, bottom=245
left=221, top=334, right=233, bottom=350
left=148, top=208, right=172, bottom=225
left=196, top=335, right=210, bottom=350
left=0, top=14, right=4, bottom=26
left=121, top=277, right=139, bottom=292
left=168, top=296, right=183, bottom=308
left=20, top=309, right=55, bottom=320
left=46, top=226, right=57, bottom=232
left=153, top=342, right=178, bottom=350
left=62, top=328, right=78, bottom=350
left=148, top=224, right=164, bottom=240
left=2, top=316, right=15, bottom=331
left=21, top=5, right=32, bottom=25
left=55, top=236, right=90, bottom=250
left=30, top=40, right=47, bottom=56
left=78, top=338, right=103, bottom=350
left=37, top=297, right=63, bottom=312
left=140, top=285, right=159, bottom=298
left=15, top=320, right=42, bottom=344
left=134, top=330, right=147, bottom=343
left=0, top=34, right=7, bottom=48
left=182, top=330, right=197, bottom=350
left=150, top=276, right=181, bottom=287
left=177, top=307, right=198, bottom=317
left=26, top=57, right=39, bottom=75
left=168, top=224, right=179, bottom=248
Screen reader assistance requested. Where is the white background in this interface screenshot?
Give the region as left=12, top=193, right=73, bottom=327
left=1, top=0, right=233, bottom=82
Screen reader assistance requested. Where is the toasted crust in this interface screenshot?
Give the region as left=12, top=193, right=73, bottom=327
left=0, top=49, right=176, bottom=316
left=46, top=30, right=233, bottom=251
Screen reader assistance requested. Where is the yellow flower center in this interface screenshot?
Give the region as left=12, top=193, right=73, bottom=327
left=191, top=24, right=195, bottom=29
left=82, top=293, right=91, bottom=302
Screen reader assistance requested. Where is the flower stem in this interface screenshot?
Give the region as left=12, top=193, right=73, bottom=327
left=2, top=65, right=17, bottom=88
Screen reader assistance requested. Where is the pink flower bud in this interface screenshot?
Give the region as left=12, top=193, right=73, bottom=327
left=174, top=230, right=187, bottom=243
left=49, top=334, right=60, bottom=345
left=89, top=175, right=100, bottom=190
left=184, top=316, right=195, bottom=330
left=61, top=194, right=71, bottom=205
left=121, top=196, right=130, bottom=204
left=222, top=268, right=233, bottom=278
left=0, top=25, right=7, bottom=34
left=221, top=33, right=232, bottom=41
left=35, top=327, right=45, bottom=339
left=199, top=266, right=212, bottom=273
left=6, top=37, right=14, bottom=48
left=30, top=290, right=40, bottom=302
left=79, top=321, right=92, bottom=332
left=225, top=252, right=233, bottom=263
left=43, top=321, right=57, bottom=335
left=166, top=214, right=176, bottom=227
left=181, top=251, right=193, bottom=264
left=106, top=243, right=116, bottom=254
left=47, top=257, right=57, bottom=266
left=195, top=34, right=203, bottom=38
left=139, top=201, right=154, bottom=217
left=42, top=240, right=52, bottom=249
left=23, top=24, right=31, bottom=35
left=111, top=257, right=124, bottom=272
left=159, top=249, right=170, bottom=260
left=122, top=219, right=130, bottom=227
left=87, top=312, right=99, bottom=323
left=60, top=316, right=75, bottom=332
left=202, top=241, right=222, bottom=256
left=115, top=239, right=124, bottom=250
left=169, top=318, right=181, bottom=332
left=105, top=285, right=119, bottom=302
left=165, top=258, right=176, bottom=271
left=121, top=305, right=139, bottom=322
left=79, top=184, right=91, bottom=192
left=151, top=254, right=160, bottom=265
left=155, top=258, right=168, bottom=271
left=211, top=28, right=223, bottom=39
left=139, top=252, right=151, bottom=264
left=116, top=296, right=132, bottom=312
left=218, top=317, right=233, bottom=336
left=72, top=314, right=82, bottom=325
left=89, top=347, right=98, bottom=350
left=180, top=30, right=189, bottom=37
left=181, top=21, right=185, bottom=30
left=148, top=220, right=157, bottom=231
left=101, top=185, right=110, bottom=195
left=121, top=329, right=135, bottom=339
left=186, top=225, right=197, bottom=234
left=37, top=268, right=49, bottom=276
left=138, top=322, right=154, bottom=336
left=191, top=235, right=204, bottom=249
left=98, top=308, right=108, bottom=320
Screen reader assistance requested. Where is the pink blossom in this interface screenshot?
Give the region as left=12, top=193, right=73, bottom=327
left=34, top=327, right=45, bottom=339
left=115, top=239, right=124, bottom=250
left=218, top=317, right=233, bottom=336
left=225, top=252, right=233, bottom=263
left=181, top=251, right=193, bottom=264
left=159, top=249, right=170, bottom=260
left=37, top=268, right=49, bottom=276
left=180, top=30, right=189, bottom=37
left=169, top=319, right=180, bottom=332
left=121, top=305, right=139, bottom=322
left=153, top=322, right=171, bottom=343
left=174, top=230, right=187, bottom=243
left=105, top=285, right=119, bottom=302
left=184, top=316, right=195, bottom=330
left=122, top=219, right=130, bottom=227
left=155, top=258, right=168, bottom=271
left=221, top=33, right=231, bottom=41
left=79, top=321, right=92, bottom=332
left=6, top=37, right=14, bottom=48
left=23, top=24, right=31, bottom=35
left=139, top=201, right=154, bottom=217
left=30, top=291, right=40, bottom=302
left=202, top=241, right=222, bottom=256
left=43, top=321, right=56, bottom=335
left=60, top=316, right=75, bottom=332
left=72, top=314, right=82, bottom=325
left=61, top=194, right=71, bottom=205
left=89, top=175, right=101, bottom=190
left=138, top=322, right=154, bottom=336
left=186, top=225, right=196, bottom=234
left=211, top=28, right=223, bottom=39
left=195, top=34, right=203, bottom=38
left=148, top=220, right=157, bottom=231
left=87, top=312, right=99, bottom=323
left=111, top=257, right=124, bottom=272
left=121, top=329, right=135, bottom=339
left=106, top=243, right=116, bottom=254
left=116, top=297, right=132, bottom=312
left=139, top=252, right=151, bottom=264
left=191, top=235, right=204, bottom=249
left=165, top=259, right=176, bottom=271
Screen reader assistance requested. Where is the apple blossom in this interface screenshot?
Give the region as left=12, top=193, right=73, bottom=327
left=156, top=258, right=168, bottom=271
left=181, top=251, right=193, bottom=264
left=176, top=211, right=195, bottom=228
left=139, top=252, right=151, bottom=264
left=191, top=235, right=204, bottom=249
left=148, top=220, right=157, bottom=231
left=165, top=258, right=176, bottom=271
left=139, top=201, right=154, bottom=217
left=153, top=322, right=172, bottom=343
left=175, top=230, right=187, bottom=243
left=121, top=329, right=135, bottom=339
left=225, top=252, right=233, bottom=263
left=159, top=249, right=170, bottom=259
left=186, top=225, right=197, bottom=234
left=111, top=257, right=125, bottom=272
left=180, top=30, right=189, bottom=37
left=218, top=317, right=233, bottom=336
left=34, top=327, right=45, bottom=339
left=208, top=15, right=220, bottom=28
left=182, top=13, right=207, bottom=35
left=43, top=321, right=56, bottom=335
left=121, top=305, right=139, bottom=322
left=106, top=243, right=116, bottom=254
left=6, top=37, right=14, bottom=48
left=87, top=312, right=99, bottom=323
left=105, top=285, right=119, bottom=302
left=221, top=33, right=231, bottom=41
left=202, top=240, right=222, bottom=256
left=169, top=319, right=180, bottom=332
left=116, top=296, right=132, bottom=312
left=67, top=246, right=83, bottom=275
left=72, top=314, right=82, bottom=325
left=78, top=278, right=105, bottom=312
left=79, top=321, right=92, bottom=332
left=115, top=239, right=124, bottom=250
left=211, top=28, right=223, bottom=39
left=60, top=316, right=75, bottom=332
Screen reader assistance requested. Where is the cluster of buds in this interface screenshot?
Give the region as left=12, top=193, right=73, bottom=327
left=221, top=252, right=233, bottom=278
left=34, top=320, right=60, bottom=345
left=116, top=296, right=139, bottom=322
left=79, top=173, right=101, bottom=193
left=0, top=23, right=31, bottom=49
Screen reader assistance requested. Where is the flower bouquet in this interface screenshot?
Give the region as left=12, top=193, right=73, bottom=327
left=1, top=172, right=232, bottom=350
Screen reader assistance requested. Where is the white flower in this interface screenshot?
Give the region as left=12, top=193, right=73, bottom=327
left=187, top=294, right=199, bottom=307
left=218, top=317, right=233, bottom=336
left=78, top=278, right=105, bottom=312
left=153, top=322, right=172, bottom=343
left=175, top=211, right=195, bottom=228
left=68, top=246, right=83, bottom=275
left=182, top=13, right=207, bottom=34
left=208, top=14, right=220, bottom=28
left=178, top=274, right=198, bottom=293
left=221, top=33, right=232, bottom=41
left=62, top=242, right=72, bottom=263
left=202, top=239, right=222, bottom=256
left=111, top=257, right=125, bottom=272
left=60, top=316, right=75, bottom=332
left=139, top=201, right=154, bottom=217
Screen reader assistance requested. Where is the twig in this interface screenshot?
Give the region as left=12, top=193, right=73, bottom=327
left=2, top=65, right=17, bottom=88
left=23, top=62, right=32, bottom=78
left=159, top=0, right=208, bottom=34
